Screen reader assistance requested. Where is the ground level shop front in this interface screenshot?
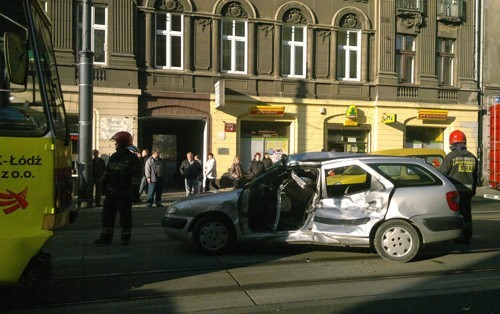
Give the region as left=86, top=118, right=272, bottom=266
left=210, top=97, right=478, bottom=178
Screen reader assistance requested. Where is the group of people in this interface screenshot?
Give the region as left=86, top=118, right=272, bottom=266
left=179, top=152, right=220, bottom=196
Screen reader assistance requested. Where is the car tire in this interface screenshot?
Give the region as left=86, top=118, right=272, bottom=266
left=193, top=215, right=235, bottom=255
left=374, top=220, right=420, bottom=263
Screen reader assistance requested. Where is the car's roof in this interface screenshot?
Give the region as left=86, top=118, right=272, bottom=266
left=371, top=148, right=446, bottom=158
left=286, top=152, right=424, bottom=166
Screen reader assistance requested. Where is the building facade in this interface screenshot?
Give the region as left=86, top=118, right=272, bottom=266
left=45, top=0, right=480, bottom=186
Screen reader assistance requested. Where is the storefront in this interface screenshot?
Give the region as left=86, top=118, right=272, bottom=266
left=240, top=118, right=291, bottom=168
left=405, top=126, right=444, bottom=149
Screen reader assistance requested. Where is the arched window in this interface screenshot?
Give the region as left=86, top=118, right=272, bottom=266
left=220, top=2, right=248, bottom=74
left=154, top=0, right=184, bottom=69
left=337, top=14, right=361, bottom=81
left=282, top=9, right=307, bottom=78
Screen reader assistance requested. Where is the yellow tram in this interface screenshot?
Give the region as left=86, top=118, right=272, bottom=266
left=0, top=0, right=76, bottom=286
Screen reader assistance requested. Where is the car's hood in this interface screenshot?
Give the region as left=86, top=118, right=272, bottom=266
left=169, top=187, right=242, bottom=214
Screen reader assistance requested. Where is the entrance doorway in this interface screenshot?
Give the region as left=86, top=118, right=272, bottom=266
left=139, top=117, right=206, bottom=188
left=326, top=124, right=370, bottom=153
left=240, top=121, right=291, bottom=170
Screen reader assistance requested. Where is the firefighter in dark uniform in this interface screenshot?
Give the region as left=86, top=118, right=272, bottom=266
left=439, top=130, right=478, bottom=244
left=94, top=131, right=141, bottom=245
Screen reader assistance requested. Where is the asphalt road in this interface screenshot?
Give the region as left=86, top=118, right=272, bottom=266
left=1, top=188, right=499, bottom=313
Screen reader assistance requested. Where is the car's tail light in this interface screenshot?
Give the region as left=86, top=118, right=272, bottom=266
left=446, top=191, right=460, bottom=212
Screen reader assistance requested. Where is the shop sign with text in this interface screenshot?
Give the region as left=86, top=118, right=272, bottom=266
left=383, top=114, right=396, bottom=124
left=249, top=106, right=285, bottom=116
left=418, top=109, right=448, bottom=121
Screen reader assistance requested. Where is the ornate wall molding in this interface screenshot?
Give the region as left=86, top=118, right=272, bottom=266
left=221, top=2, right=248, bottom=18
left=283, top=8, right=306, bottom=24
left=155, top=0, right=184, bottom=12
left=318, top=30, right=331, bottom=43
left=197, top=18, right=211, bottom=33
left=396, top=9, right=424, bottom=33
left=259, top=24, right=274, bottom=39
left=340, top=13, right=361, bottom=29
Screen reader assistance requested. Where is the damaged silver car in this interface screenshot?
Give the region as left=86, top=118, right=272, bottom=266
left=162, top=152, right=463, bottom=262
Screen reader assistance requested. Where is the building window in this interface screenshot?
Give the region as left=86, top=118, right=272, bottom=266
left=437, top=0, right=463, bottom=19
left=155, top=13, right=183, bottom=69
left=77, top=5, right=107, bottom=64
left=282, top=25, right=306, bottom=78
left=436, top=38, right=454, bottom=86
left=396, top=34, right=416, bottom=84
left=396, top=0, right=424, bottom=11
left=337, top=30, right=361, bottom=81
left=221, top=19, right=247, bottom=74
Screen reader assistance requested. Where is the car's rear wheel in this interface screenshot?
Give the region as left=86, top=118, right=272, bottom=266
left=374, top=220, right=420, bottom=263
left=193, top=215, right=235, bottom=255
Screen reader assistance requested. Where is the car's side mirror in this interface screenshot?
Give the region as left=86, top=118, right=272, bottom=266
left=4, top=31, right=28, bottom=86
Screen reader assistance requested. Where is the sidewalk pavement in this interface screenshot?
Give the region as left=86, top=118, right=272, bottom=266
left=478, top=185, right=500, bottom=200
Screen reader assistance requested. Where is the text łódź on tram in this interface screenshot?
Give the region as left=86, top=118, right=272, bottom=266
left=0, top=0, right=76, bottom=286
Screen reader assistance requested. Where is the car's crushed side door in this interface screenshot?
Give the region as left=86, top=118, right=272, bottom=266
left=309, top=161, right=394, bottom=244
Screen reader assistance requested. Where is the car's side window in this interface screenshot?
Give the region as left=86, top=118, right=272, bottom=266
left=325, top=165, right=371, bottom=198
left=371, top=163, right=441, bottom=187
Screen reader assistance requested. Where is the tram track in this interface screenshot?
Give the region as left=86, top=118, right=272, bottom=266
left=5, top=247, right=500, bottom=312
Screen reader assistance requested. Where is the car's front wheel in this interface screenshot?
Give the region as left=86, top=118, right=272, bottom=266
left=193, top=215, right=235, bottom=255
left=374, top=220, right=420, bottom=263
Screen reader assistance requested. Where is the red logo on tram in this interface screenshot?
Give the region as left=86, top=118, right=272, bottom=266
left=0, top=187, right=29, bottom=214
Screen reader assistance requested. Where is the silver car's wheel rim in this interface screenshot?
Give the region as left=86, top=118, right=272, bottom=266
left=381, top=227, right=413, bottom=257
left=199, top=221, right=228, bottom=251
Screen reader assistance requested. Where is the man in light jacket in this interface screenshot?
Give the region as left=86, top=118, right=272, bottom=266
left=145, top=148, right=165, bottom=208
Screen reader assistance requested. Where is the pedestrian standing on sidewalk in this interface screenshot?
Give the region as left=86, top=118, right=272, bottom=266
left=247, top=152, right=265, bottom=180
left=262, top=152, right=273, bottom=170
left=145, top=148, right=166, bottom=208
left=230, top=156, right=243, bottom=188
left=94, top=131, right=141, bottom=246
left=91, top=149, right=106, bottom=207
left=138, top=148, right=150, bottom=197
left=194, top=155, right=204, bottom=192
left=204, top=153, right=220, bottom=191
left=128, top=145, right=142, bottom=203
left=179, top=152, right=202, bottom=196
left=439, top=130, right=478, bottom=244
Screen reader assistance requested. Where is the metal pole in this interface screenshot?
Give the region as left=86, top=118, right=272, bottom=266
left=78, top=0, right=94, bottom=208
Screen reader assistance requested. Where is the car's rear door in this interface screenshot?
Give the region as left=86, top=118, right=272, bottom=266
left=309, top=160, right=394, bottom=243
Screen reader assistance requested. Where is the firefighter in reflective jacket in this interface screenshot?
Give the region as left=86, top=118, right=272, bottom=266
left=94, top=131, right=141, bottom=245
left=439, top=130, right=478, bottom=243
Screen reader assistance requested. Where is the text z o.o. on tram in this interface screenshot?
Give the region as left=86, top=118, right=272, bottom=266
left=0, top=0, right=77, bottom=286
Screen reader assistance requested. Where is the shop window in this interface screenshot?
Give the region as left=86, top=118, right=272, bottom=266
left=405, top=127, right=444, bottom=149
left=76, top=4, right=108, bottom=64
left=436, top=38, right=454, bottom=86
left=155, top=12, right=183, bottom=69
left=396, top=34, right=416, bottom=84
left=327, top=129, right=368, bottom=153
